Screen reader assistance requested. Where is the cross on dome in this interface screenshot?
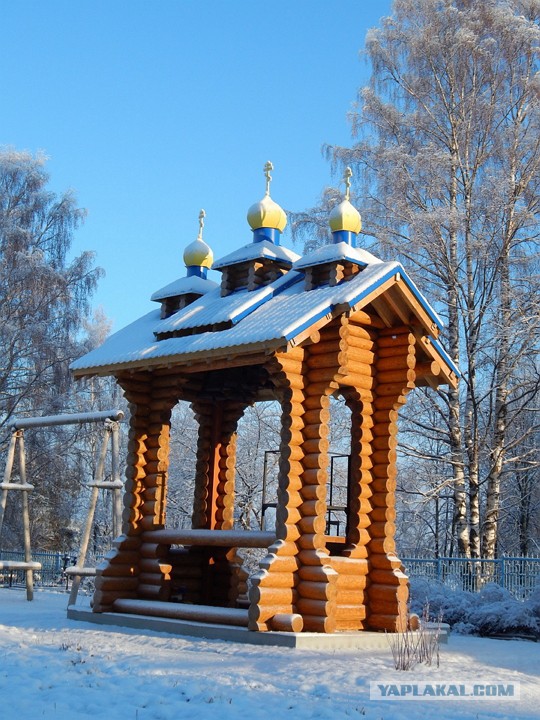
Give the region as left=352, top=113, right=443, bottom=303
left=197, top=209, right=206, bottom=239
left=329, top=166, right=362, bottom=243
left=344, top=166, right=352, bottom=201
left=183, top=209, right=214, bottom=275
left=264, top=161, right=274, bottom=196
left=246, top=161, right=287, bottom=239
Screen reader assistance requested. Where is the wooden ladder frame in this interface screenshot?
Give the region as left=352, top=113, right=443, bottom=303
left=0, top=409, right=124, bottom=602
left=65, top=418, right=123, bottom=606
left=0, top=430, right=41, bottom=600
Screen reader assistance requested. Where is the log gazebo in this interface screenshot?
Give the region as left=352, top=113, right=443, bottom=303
left=71, top=164, right=458, bottom=637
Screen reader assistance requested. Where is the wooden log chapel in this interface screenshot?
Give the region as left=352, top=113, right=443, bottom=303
left=71, top=163, right=458, bottom=634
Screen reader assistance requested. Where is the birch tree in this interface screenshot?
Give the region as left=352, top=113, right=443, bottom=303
left=0, top=149, right=104, bottom=549
left=294, top=0, right=540, bottom=558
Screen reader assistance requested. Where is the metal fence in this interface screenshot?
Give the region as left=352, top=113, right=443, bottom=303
left=0, top=550, right=82, bottom=591
left=402, top=556, right=540, bottom=600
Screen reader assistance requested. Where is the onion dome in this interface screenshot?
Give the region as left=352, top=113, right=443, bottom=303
left=329, top=167, right=361, bottom=245
left=183, top=209, right=214, bottom=277
left=247, top=161, right=287, bottom=243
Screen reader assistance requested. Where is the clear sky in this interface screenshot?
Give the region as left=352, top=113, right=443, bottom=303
left=2, top=0, right=392, bottom=332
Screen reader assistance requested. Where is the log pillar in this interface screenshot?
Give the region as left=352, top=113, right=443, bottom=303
left=365, top=328, right=417, bottom=631
left=93, top=371, right=181, bottom=612
left=191, top=398, right=246, bottom=530
left=296, top=387, right=338, bottom=633
left=326, top=318, right=377, bottom=630
left=248, top=348, right=307, bottom=632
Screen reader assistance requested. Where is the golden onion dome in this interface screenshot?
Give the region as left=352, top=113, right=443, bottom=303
left=329, top=166, right=362, bottom=234
left=329, top=198, right=362, bottom=234
left=247, top=193, right=287, bottom=232
left=183, top=210, right=214, bottom=268
left=246, top=161, right=287, bottom=232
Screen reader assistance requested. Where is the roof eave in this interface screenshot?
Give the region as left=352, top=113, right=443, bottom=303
left=72, top=337, right=288, bottom=380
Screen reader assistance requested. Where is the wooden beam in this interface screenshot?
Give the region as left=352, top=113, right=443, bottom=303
left=413, top=332, right=458, bottom=388
left=381, top=288, right=412, bottom=326
left=394, top=278, right=440, bottom=339
left=368, top=296, right=396, bottom=328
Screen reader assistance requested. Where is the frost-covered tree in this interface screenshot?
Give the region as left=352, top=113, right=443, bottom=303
left=0, top=149, right=104, bottom=549
left=293, top=0, right=540, bottom=558
left=0, top=149, right=102, bottom=424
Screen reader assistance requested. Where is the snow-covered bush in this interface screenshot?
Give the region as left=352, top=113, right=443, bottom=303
left=527, top=586, right=540, bottom=618
left=409, top=577, right=540, bottom=638
left=409, top=577, right=476, bottom=626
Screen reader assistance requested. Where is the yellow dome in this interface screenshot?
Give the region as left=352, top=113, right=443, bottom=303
left=329, top=199, right=362, bottom=234
left=183, top=236, right=213, bottom=268
left=247, top=194, right=287, bottom=232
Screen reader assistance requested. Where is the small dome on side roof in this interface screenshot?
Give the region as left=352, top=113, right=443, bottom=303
left=183, top=236, right=214, bottom=268
left=151, top=209, right=217, bottom=319
left=328, top=166, right=362, bottom=242
left=183, top=209, right=213, bottom=270
left=329, top=198, right=362, bottom=234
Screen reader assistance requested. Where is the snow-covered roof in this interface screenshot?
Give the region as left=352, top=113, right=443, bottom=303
left=150, top=274, right=218, bottom=302
left=212, top=239, right=300, bottom=270
left=293, top=242, right=381, bottom=270
left=154, top=269, right=299, bottom=334
left=71, top=255, right=457, bottom=378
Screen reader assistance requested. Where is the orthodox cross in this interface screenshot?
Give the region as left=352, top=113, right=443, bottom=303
left=264, top=161, right=274, bottom=196
left=198, top=209, right=206, bottom=239
left=344, top=166, right=352, bottom=201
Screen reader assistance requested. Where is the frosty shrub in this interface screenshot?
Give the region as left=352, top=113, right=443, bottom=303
left=386, top=605, right=441, bottom=671
left=409, top=577, right=540, bottom=639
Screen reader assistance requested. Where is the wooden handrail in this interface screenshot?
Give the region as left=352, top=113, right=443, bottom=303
left=143, top=528, right=276, bottom=548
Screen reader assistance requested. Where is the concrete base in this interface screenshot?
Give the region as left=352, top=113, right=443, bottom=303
left=67, top=606, right=448, bottom=650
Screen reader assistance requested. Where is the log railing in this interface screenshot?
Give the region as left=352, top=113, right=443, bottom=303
left=143, top=529, right=276, bottom=548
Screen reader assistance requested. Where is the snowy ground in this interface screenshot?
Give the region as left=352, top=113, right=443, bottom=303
left=0, top=589, right=538, bottom=720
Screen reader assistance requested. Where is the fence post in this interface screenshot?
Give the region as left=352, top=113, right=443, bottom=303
left=500, top=557, right=505, bottom=590
left=437, top=556, right=442, bottom=583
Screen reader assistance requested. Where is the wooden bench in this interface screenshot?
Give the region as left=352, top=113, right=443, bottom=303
left=0, top=560, right=41, bottom=571
left=64, top=565, right=97, bottom=577
left=0, top=560, right=42, bottom=601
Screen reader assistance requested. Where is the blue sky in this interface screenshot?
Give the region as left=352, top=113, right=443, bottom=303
left=2, top=0, right=391, bottom=332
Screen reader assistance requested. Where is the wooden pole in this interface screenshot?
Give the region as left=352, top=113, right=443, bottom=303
left=68, top=427, right=110, bottom=606
left=0, top=431, right=18, bottom=537
left=17, top=433, right=34, bottom=601
left=111, top=422, right=122, bottom=538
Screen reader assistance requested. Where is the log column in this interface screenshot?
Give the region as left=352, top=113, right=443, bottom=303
left=296, top=387, right=338, bottom=633
left=187, top=397, right=248, bottom=607
left=93, top=371, right=182, bottom=612
left=326, top=318, right=377, bottom=630
left=366, top=327, right=417, bottom=631
left=248, top=348, right=306, bottom=633
left=190, top=399, right=246, bottom=530
left=293, top=319, right=356, bottom=633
